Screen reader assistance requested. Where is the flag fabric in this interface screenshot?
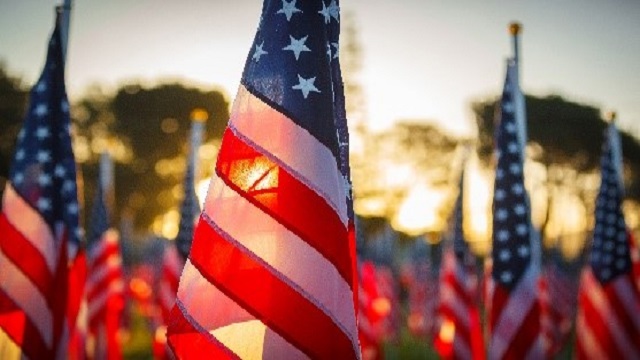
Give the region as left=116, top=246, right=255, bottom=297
left=167, top=0, right=360, bottom=358
left=357, top=261, right=383, bottom=360
left=0, top=14, right=81, bottom=359
left=538, top=253, right=578, bottom=358
left=488, top=60, right=544, bottom=360
left=575, top=122, right=640, bottom=359
left=85, top=181, right=124, bottom=359
left=435, top=171, right=484, bottom=360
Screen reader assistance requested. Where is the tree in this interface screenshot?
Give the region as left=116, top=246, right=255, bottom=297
left=0, top=63, right=28, bottom=197
left=75, top=82, right=229, bottom=232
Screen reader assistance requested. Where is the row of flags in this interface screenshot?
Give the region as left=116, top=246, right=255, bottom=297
left=1, top=1, right=640, bottom=359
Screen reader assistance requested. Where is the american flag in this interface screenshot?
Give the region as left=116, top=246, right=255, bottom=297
left=435, top=171, right=484, bottom=360
left=538, top=249, right=579, bottom=357
left=357, top=261, right=383, bottom=360
left=402, top=236, right=437, bottom=341
left=85, top=176, right=124, bottom=359
left=488, top=59, right=544, bottom=359
left=166, top=0, right=360, bottom=358
left=575, top=121, right=640, bottom=359
left=0, top=14, right=81, bottom=359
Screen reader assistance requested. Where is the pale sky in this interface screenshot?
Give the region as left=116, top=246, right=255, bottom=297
left=1, top=0, right=639, bottom=138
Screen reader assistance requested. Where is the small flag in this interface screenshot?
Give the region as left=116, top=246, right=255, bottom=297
left=488, top=59, right=544, bottom=359
left=575, top=121, right=640, bottom=358
left=0, top=13, right=80, bottom=359
left=435, top=170, right=485, bottom=360
left=167, top=0, right=360, bottom=358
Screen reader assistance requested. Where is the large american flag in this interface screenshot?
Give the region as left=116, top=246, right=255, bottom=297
left=166, top=0, right=360, bottom=358
left=436, top=171, right=484, bottom=360
left=575, top=122, right=640, bottom=359
left=85, top=177, right=124, bottom=359
left=488, top=59, right=544, bottom=359
left=0, top=15, right=81, bottom=359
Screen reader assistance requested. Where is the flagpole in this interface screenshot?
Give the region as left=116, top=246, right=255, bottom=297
left=58, top=0, right=72, bottom=63
left=509, top=22, right=521, bottom=68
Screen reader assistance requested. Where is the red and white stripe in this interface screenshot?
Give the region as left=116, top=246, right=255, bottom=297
left=436, top=249, right=484, bottom=360
left=158, top=245, right=183, bottom=324
left=488, top=265, right=544, bottom=360
left=86, top=229, right=124, bottom=359
left=357, top=261, right=383, bottom=360
left=167, top=86, right=360, bottom=359
left=0, top=184, right=68, bottom=359
left=539, top=265, right=577, bottom=357
left=575, top=268, right=640, bottom=359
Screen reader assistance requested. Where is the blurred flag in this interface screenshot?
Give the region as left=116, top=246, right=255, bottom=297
left=167, top=0, right=360, bottom=358
left=0, top=13, right=81, bottom=359
left=488, top=60, right=544, bottom=359
left=357, top=261, right=383, bottom=360
left=575, top=121, right=640, bottom=359
left=85, top=165, right=124, bottom=360
left=402, top=237, right=437, bottom=341
left=435, top=170, right=484, bottom=360
left=538, top=250, right=579, bottom=357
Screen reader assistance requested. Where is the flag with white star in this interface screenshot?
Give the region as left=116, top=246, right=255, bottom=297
left=488, top=59, right=544, bottom=359
left=575, top=121, right=640, bottom=357
left=167, top=0, right=360, bottom=358
left=0, top=13, right=80, bottom=358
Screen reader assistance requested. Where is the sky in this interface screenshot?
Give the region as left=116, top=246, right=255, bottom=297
left=1, top=0, right=640, bottom=138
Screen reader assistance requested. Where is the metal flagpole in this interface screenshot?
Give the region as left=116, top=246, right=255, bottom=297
left=58, top=0, right=73, bottom=63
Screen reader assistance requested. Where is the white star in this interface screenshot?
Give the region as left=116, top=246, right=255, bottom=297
left=516, top=223, right=528, bottom=236
left=509, top=163, right=521, bottom=175
left=37, top=197, right=52, bottom=212
left=326, top=42, right=332, bottom=60
left=319, top=1, right=331, bottom=23
left=54, top=165, right=66, bottom=178
left=63, top=180, right=76, bottom=193
left=36, top=126, right=50, bottom=140
left=499, top=249, right=511, bottom=261
left=505, top=122, right=516, bottom=134
left=36, top=150, right=51, bottom=163
left=276, top=0, right=302, bottom=21
left=34, top=104, right=48, bottom=117
left=496, top=168, right=504, bottom=180
left=494, top=189, right=506, bottom=201
left=35, top=81, right=47, bottom=93
left=507, top=142, right=518, bottom=154
left=495, top=208, right=508, bottom=221
left=292, top=75, right=320, bottom=99
left=617, top=245, right=626, bottom=255
left=496, top=230, right=509, bottom=242
left=514, top=204, right=526, bottom=216
left=283, top=35, right=311, bottom=60
left=75, top=227, right=84, bottom=239
left=511, top=183, right=524, bottom=195
left=67, top=202, right=79, bottom=215
left=331, top=42, right=339, bottom=59
left=518, top=245, right=529, bottom=258
left=15, top=149, right=25, bottom=161
left=328, top=0, right=340, bottom=21
left=501, top=271, right=513, bottom=283
left=252, top=41, right=268, bottom=62
left=38, top=173, right=52, bottom=187
left=603, top=254, right=613, bottom=265
left=61, top=100, right=69, bottom=113
left=503, top=101, right=514, bottom=113
left=13, top=172, right=24, bottom=184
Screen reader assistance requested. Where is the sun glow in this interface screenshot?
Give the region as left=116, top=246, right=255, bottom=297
left=394, top=184, right=447, bottom=236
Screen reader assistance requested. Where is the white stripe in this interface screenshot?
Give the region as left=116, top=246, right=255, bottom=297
left=158, top=281, right=176, bottom=313
left=86, top=256, right=122, bottom=290
left=177, top=262, right=309, bottom=358
left=87, top=230, right=119, bottom=261
left=490, top=265, right=538, bottom=360
left=452, top=331, right=472, bottom=360
left=575, top=306, right=608, bottom=360
left=2, top=184, right=57, bottom=272
left=203, top=174, right=358, bottom=338
left=583, top=270, right=639, bottom=355
left=87, top=279, right=124, bottom=322
left=439, top=281, right=471, bottom=330
left=612, top=276, right=640, bottom=333
left=0, top=250, right=53, bottom=348
left=229, top=85, right=348, bottom=225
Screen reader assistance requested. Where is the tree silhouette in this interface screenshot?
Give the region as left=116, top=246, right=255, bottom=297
left=0, top=63, right=28, bottom=196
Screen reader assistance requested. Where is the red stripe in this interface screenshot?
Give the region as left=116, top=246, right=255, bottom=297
left=0, top=288, right=51, bottom=359
left=87, top=267, right=123, bottom=301
left=500, top=298, right=540, bottom=360
left=0, top=213, right=54, bottom=304
left=89, top=241, right=120, bottom=268
left=578, top=287, right=624, bottom=359
left=489, top=284, right=508, bottom=332
left=188, top=216, right=358, bottom=359
left=216, top=129, right=352, bottom=286
left=168, top=302, right=241, bottom=360
left=604, top=277, right=640, bottom=351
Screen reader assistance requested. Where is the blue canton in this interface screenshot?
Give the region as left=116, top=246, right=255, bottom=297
left=590, top=124, right=631, bottom=284
left=492, top=60, right=531, bottom=290
left=242, top=0, right=343, bottom=161
left=8, top=18, right=80, bottom=250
